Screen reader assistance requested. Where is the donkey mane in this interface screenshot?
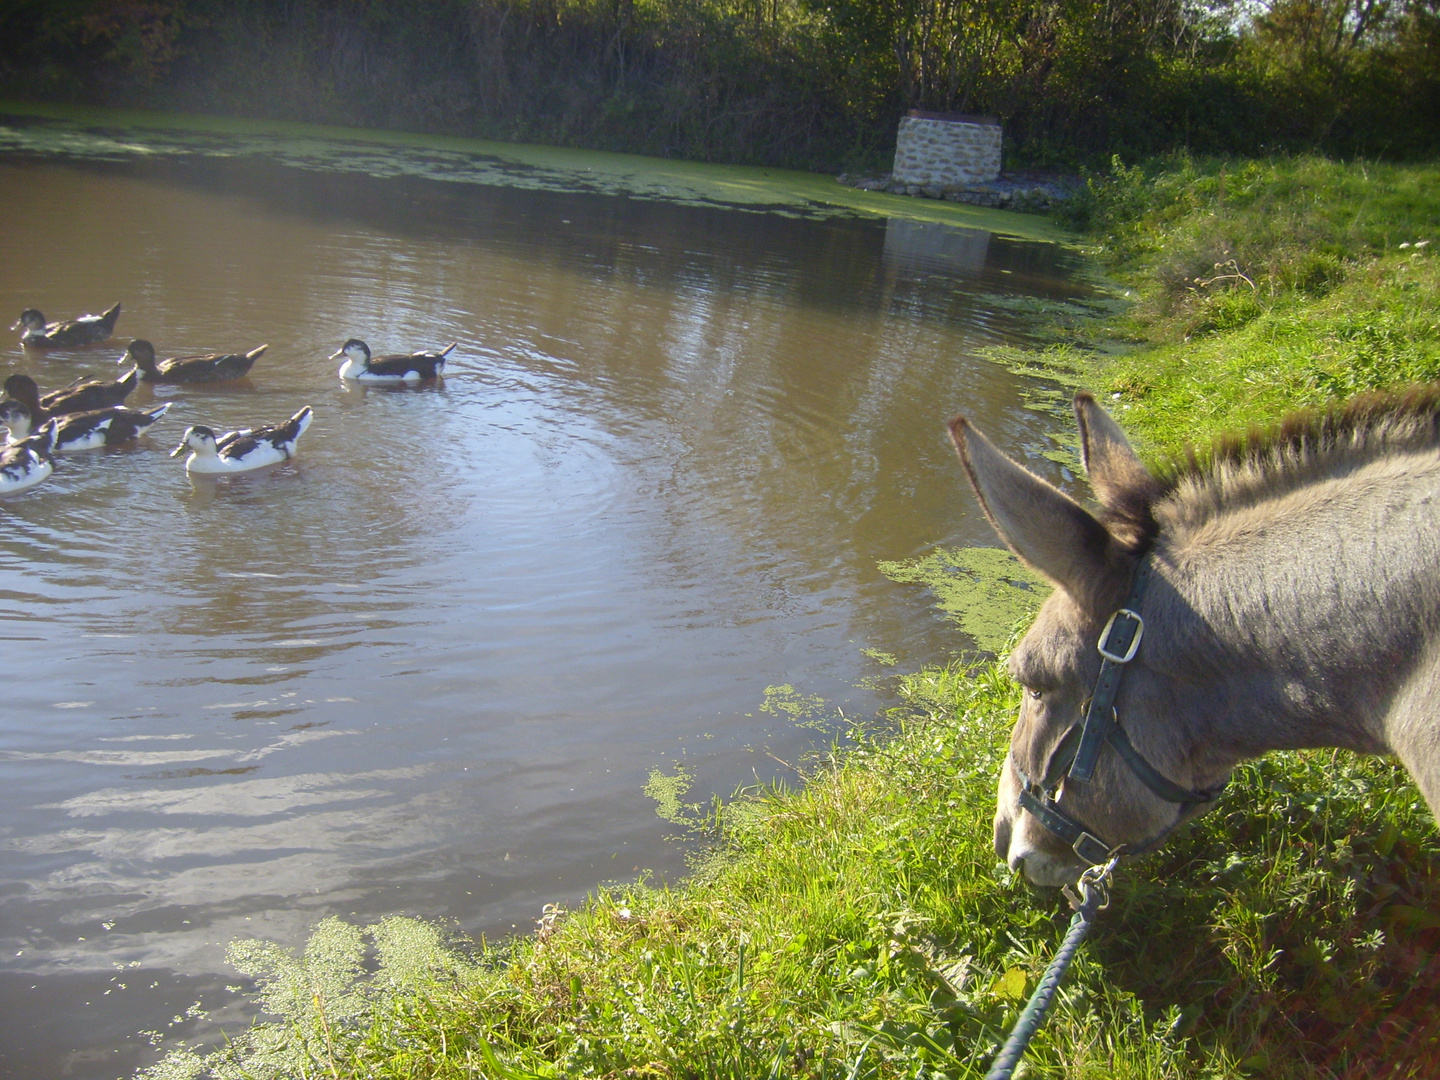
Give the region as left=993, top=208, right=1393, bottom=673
left=1097, top=383, right=1440, bottom=548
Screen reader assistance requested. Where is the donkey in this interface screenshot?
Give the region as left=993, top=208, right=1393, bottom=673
left=950, top=388, right=1440, bottom=886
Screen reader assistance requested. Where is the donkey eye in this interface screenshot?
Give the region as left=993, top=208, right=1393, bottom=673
left=1027, top=687, right=1043, bottom=701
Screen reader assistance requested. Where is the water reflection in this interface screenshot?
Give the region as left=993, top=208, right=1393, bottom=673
left=884, top=218, right=992, bottom=274
left=0, top=148, right=1089, bottom=1079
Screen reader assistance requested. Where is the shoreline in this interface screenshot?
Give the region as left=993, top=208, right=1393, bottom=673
left=0, top=100, right=1071, bottom=244
left=838, top=170, right=1082, bottom=214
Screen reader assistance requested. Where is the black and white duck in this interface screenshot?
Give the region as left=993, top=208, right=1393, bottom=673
left=13, top=303, right=122, bottom=348
left=0, top=399, right=171, bottom=452
left=4, top=371, right=139, bottom=420
left=332, top=339, right=455, bottom=382
left=124, top=339, right=268, bottom=383
left=170, top=406, right=314, bottom=474
left=0, top=422, right=56, bottom=495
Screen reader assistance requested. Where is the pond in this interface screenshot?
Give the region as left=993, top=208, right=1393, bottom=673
left=0, top=108, right=1091, bottom=1079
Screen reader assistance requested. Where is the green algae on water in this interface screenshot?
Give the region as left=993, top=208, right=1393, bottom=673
left=759, top=683, right=828, bottom=729
left=139, top=916, right=481, bottom=1080
left=880, top=546, right=1050, bottom=654
left=0, top=100, right=1067, bottom=241
left=644, top=766, right=699, bottom=825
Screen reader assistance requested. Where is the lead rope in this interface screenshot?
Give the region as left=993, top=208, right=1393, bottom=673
left=982, top=856, right=1120, bottom=1080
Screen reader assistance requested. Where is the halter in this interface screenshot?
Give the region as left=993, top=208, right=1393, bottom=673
left=1012, top=555, right=1229, bottom=866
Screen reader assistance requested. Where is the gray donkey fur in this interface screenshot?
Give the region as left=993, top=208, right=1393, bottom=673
left=950, top=387, right=1440, bottom=886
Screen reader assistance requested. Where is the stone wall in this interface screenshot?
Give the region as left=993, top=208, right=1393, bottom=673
left=891, top=113, right=1001, bottom=191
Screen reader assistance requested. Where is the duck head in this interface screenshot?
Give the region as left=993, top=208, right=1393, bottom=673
left=123, top=339, right=158, bottom=373
left=3, top=375, right=41, bottom=415
left=171, top=425, right=219, bottom=458
left=0, top=400, right=34, bottom=440
left=12, top=309, right=45, bottom=333
left=329, top=339, right=372, bottom=369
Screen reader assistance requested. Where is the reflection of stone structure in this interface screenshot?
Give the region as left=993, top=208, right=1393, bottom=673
left=892, top=111, right=1002, bottom=191
left=883, top=218, right=991, bottom=275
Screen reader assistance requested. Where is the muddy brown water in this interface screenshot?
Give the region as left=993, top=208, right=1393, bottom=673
left=0, top=132, right=1089, bottom=1077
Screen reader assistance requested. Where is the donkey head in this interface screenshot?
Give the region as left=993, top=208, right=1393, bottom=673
left=951, top=394, right=1222, bottom=885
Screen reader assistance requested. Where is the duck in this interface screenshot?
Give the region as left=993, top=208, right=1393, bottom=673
left=0, top=399, right=171, bottom=452
left=0, top=422, right=56, bottom=495
left=170, top=406, right=314, bottom=474
left=4, top=370, right=139, bottom=419
left=13, top=302, right=122, bottom=348
left=332, top=339, right=455, bottom=382
left=124, top=339, right=268, bottom=383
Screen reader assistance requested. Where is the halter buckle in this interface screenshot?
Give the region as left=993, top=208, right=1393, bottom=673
left=1097, top=608, right=1144, bottom=664
left=1070, top=829, right=1113, bottom=867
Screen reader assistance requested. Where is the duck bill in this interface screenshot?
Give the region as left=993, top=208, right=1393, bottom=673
left=169, top=442, right=188, bottom=457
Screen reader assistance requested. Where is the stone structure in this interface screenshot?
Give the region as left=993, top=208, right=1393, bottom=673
left=836, top=111, right=1077, bottom=211
left=891, top=111, right=1001, bottom=192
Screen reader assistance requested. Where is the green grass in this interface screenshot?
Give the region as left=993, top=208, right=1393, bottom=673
left=140, top=154, right=1440, bottom=1078
left=143, top=663, right=1440, bottom=1079
left=1067, top=155, right=1440, bottom=460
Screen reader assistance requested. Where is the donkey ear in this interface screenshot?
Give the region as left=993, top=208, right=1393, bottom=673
left=1073, top=393, right=1162, bottom=510
left=1073, top=393, right=1164, bottom=548
left=949, top=415, right=1128, bottom=612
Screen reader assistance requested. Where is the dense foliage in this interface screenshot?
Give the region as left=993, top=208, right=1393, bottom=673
left=2, top=0, right=1438, bottom=170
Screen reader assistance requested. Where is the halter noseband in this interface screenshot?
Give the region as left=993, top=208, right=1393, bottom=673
left=1012, top=555, right=1228, bottom=866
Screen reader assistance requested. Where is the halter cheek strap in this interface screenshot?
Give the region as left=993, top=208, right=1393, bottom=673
left=1013, top=554, right=1228, bottom=865
left=1069, top=558, right=1150, bottom=782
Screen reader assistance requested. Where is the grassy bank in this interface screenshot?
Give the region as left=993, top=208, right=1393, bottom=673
left=143, top=156, right=1440, bottom=1079
left=1069, top=155, right=1440, bottom=459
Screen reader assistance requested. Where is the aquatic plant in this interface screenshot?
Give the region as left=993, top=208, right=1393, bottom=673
left=879, top=546, right=1049, bottom=655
